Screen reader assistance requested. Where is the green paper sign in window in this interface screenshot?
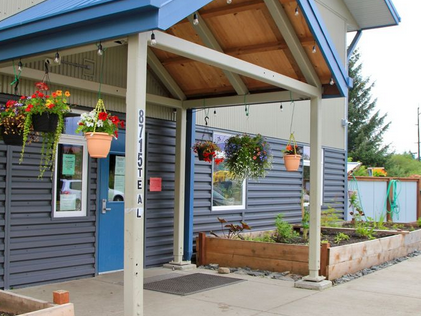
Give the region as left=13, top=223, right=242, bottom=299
left=62, top=154, right=76, bottom=176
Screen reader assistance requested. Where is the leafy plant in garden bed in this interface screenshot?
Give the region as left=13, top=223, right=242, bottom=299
left=224, top=133, right=272, bottom=181
left=210, top=217, right=251, bottom=239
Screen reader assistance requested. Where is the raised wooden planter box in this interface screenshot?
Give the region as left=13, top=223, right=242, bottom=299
left=0, top=290, right=74, bottom=316
left=196, top=232, right=329, bottom=276
left=197, top=229, right=421, bottom=280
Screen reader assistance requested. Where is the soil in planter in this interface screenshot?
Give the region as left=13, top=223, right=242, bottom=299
left=343, top=221, right=420, bottom=231
left=275, top=228, right=397, bottom=247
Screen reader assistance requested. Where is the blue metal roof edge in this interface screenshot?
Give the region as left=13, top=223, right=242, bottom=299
left=384, top=0, right=401, bottom=24
left=298, top=0, right=350, bottom=98
left=0, top=0, right=211, bottom=62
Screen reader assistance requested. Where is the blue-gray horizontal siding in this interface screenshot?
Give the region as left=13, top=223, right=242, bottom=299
left=322, top=148, right=346, bottom=217
left=6, top=141, right=97, bottom=289
left=144, top=119, right=176, bottom=267
left=192, top=127, right=304, bottom=240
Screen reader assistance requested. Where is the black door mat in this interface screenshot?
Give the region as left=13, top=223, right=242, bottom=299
left=143, top=273, right=246, bottom=296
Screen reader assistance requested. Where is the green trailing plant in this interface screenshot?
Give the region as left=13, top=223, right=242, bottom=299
left=321, top=206, right=342, bottom=227
left=210, top=217, right=251, bottom=240
left=224, top=133, right=272, bottom=181
left=275, top=214, right=298, bottom=243
left=334, top=232, right=350, bottom=244
left=21, top=89, right=71, bottom=178
left=417, top=217, right=421, bottom=228
left=301, top=209, right=310, bottom=241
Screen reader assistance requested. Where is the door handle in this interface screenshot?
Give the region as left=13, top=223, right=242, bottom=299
left=102, top=199, right=111, bottom=214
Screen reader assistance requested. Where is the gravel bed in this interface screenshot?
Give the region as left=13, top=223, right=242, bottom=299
left=332, top=250, right=421, bottom=285
left=198, top=250, right=421, bottom=285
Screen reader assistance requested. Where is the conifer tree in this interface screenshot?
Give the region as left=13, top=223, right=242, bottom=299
left=348, top=50, right=390, bottom=166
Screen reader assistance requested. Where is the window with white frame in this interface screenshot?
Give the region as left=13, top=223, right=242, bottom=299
left=53, top=134, right=88, bottom=218
left=212, top=132, right=246, bottom=210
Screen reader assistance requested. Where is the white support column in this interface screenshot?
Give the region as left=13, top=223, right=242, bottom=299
left=295, top=95, right=332, bottom=290
left=307, top=95, right=323, bottom=281
left=163, top=108, right=195, bottom=270
left=174, top=108, right=186, bottom=263
left=124, top=32, right=147, bottom=316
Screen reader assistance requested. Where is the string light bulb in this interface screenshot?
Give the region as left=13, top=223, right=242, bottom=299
left=18, top=60, right=23, bottom=72
left=193, top=13, right=199, bottom=25
left=97, top=43, right=103, bottom=56
left=214, top=110, right=217, bottom=116
left=295, top=6, right=299, bottom=16
left=312, top=44, right=316, bottom=54
left=330, top=78, right=334, bottom=85
left=54, top=51, right=60, bottom=63
left=227, top=0, right=232, bottom=3
left=150, top=32, right=157, bottom=46
left=280, top=103, right=283, bottom=112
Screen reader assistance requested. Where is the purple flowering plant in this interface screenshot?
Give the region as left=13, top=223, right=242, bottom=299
left=224, top=133, right=273, bottom=181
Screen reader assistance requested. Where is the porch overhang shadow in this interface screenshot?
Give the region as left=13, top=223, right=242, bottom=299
left=0, top=0, right=355, bottom=315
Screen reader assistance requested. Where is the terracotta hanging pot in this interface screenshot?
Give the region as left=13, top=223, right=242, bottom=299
left=32, top=113, right=59, bottom=132
left=284, top=154, right=301, bottom=172
left=85, top=132, right=113, bottom=158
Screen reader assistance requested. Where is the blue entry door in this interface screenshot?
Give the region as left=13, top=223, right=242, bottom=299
left=98, top=131, right=126, bottom=273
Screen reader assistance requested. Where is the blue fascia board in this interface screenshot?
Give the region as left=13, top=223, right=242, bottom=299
left=384, top=0, right=401, bottom=24
left=347, top=30, right=362, bottom=61
left=297, top=0, right=351, bottom=98
left=0, top=1, right=157, bottom=42
left=0, top=10, right=158, bottom=62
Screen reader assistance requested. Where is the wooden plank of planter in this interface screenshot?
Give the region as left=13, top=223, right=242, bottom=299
left=197, top=232, right=206, bottom=266
left=204, top=251, right=309, bottom=275
left=328, top=247, right=407, bottom=280
left=205, top=237, right=309, bottom=262
left=21, top=303, right=75, bottom=316
left=329, top=235, right=404, bottom=265
left=320, top=243, right=330, bottom=278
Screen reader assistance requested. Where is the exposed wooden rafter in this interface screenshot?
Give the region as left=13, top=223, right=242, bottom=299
left=147, top=48, right=186, bottom=100
left=264, top=0, right=321, bottom=88
left=188, top=12, right=248, bottom=95
left=150, top=31, right=319, bottom=98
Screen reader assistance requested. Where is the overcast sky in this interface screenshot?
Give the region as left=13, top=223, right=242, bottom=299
left=353, top=0, right=421, bottom=155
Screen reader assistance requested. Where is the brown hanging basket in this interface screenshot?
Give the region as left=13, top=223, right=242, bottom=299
left=284, top=154, right=301, bottom=171
left=85, top=132, right=113, bottom=158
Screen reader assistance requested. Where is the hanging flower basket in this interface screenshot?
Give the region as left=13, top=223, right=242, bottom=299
left=85, top=132, right=113, bottom=158
left=31, top=112, right=59, bottom=133
left=0, top=100, right=26, bottom=146
left=192, top=140, right=223, bottom=164
left=1, top=128, right=23, bottom=146
left=76, top=99, right=124, bottom=159
left=283, top=133, right=302, bottom=172
left=224, top=134, right=272, bottom=181
left=20, top=89, right=71, bottom=178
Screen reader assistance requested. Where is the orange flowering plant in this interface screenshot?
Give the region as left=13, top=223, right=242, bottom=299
left=20, top=89, right=71, bottom=178
left=283, top=144, right=302, bottom=155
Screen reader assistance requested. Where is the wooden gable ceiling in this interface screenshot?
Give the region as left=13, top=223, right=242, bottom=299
left=150, top=0, right=335, bottom=99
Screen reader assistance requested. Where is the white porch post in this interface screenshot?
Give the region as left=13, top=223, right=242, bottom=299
left=307, top=95, right=323, bottom=281
left=124, top=32, right=147, bottom=316
left=295, top=95, right=332, bottom=290
left=163, top=108, right=195, bottom=269
left=173, top=108, right=187, bottom=264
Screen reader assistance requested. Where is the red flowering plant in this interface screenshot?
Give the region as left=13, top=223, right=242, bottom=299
left=192, top=140, right=224, bottom=164
left=75, top=99, right=124, bottom=138
left=283, top=133, right=302, bottom=156
left=19, top=89, right=72, bottom=178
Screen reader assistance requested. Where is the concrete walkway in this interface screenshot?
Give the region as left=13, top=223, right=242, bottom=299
left=14, top=255, right=421, bottom=316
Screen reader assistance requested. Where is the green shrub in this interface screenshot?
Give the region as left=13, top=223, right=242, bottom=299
left=275, top=214, right=298, bottom=243
left=334, top=232, right=350, bottom=244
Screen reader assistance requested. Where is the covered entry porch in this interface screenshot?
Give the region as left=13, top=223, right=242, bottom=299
left=0, top=0, right=376, bottom=315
